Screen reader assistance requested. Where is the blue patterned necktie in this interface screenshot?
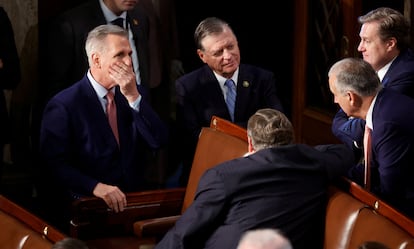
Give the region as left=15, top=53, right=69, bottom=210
left=225, top=79, right=236, bottom=121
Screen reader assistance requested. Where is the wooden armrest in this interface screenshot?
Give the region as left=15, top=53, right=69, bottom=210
left=70, top=188, right=185, bottom=239
left=210, top=115, right=248, bottom=142
left=0, top=195, right=66, bottom=243
left=133, top=215, right=180, bottom=238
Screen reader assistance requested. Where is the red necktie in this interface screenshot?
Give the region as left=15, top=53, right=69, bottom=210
left=363, top=125, right=372, bottom=190
left=106, top=91, right=119, bottom=145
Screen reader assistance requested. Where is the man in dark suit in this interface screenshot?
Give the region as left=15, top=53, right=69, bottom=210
left=34, top=0, right=151, bottom=163
left=155, top=108, right=354, bottom=249
left=40, top=0, right=150, bottom=101
left=331, top=7, right=414, bottom=153
left=328, top=57, right=414, bottom=219
left=175, top=17, right=284, bottom=185
left=39, top=25, right=167, bottom=229
left=0, top=6, right=20, bottom=187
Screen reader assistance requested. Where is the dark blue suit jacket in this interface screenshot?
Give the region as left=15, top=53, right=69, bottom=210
left=332, top=49, right=414, bottom=150
left=39, top=76, right=168, bottom=197
left=155, top=144, right=354, bottom=249
left=349, top=89, right=414, bottom=218
left=175, top=64, right=284, bottom=181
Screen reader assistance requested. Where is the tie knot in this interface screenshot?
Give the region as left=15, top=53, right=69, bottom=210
left=106, top=90, right=115, bottom=101
left=111, top=18, right=124, bottom=29
left=225, top=79, right=235, bottom=89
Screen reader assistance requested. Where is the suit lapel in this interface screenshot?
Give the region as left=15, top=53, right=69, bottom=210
left=235, top=65, right=253, bottom=121
left=81, top=77, right=119, bottom=148
left=200, top=66, right=232, bottom=121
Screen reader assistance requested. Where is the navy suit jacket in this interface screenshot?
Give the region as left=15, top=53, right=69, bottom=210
left=155, top=144, right=354, bottom=249
left=350, top=89, right=414, bottom=218
left=332, top=48, right=414, bottom=150
left=39, top=76, right=168, bottom=197
left=175, top=64, right=284, bottom=178
left=41, top=0, right=150, bottom=101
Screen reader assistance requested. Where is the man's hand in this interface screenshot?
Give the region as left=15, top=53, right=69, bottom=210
left=92, top=182, right=127, bottom=213
left=109, top=61, right=139, bottom=103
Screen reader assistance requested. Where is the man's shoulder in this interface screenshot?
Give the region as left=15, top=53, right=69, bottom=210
left=393, top=48, right=414, bottom=69
left=176, top=65, right=212, bottom=85
left=239, top=63, right=273, bottom=74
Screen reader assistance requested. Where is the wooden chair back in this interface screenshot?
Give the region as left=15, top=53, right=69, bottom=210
left=210, top=115, right=248, bottom=142
left=341, top=177, right=414, bottom=236
left=182, top=126, right=248, bottom=212
left=0, top=194, right=66, bottom=247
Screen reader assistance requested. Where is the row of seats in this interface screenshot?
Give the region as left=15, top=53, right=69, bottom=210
left=1, top=116, right=413, bottom=249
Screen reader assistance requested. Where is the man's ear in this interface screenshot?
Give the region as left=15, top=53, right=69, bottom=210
left=348, top=91, right=363, bottom=107
left=248, top=136, right=255, bottom=153
left=386, top=37, right=397, bottom=51
left=91, top=53, right=100, bottom=68
left=197, top=49, right=207, bottom=63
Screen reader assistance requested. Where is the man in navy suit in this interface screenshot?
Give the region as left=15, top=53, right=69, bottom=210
left=328, top=57, right=414, bottom=219
left=34, top=0, right=152, bottom=166
left=41, top=0, right=150, bottom=100
left=331, top=7, right=414, bottom=153
left=175, top=17, right=284, bottom=185
left=39, top=25, right=167, bottom=227
left=155, top=108, right=354, bottom=249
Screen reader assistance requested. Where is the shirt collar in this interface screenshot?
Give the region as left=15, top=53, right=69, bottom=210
left=365, top=93, right=379, bottom=130
left=376, top=56, right=396, bottom=82
left=87, top=70, right=112, bottom=99
left=215, top=67, right=239, bottom=88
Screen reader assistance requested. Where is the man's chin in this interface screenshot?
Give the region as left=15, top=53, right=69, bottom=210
left=123, top=1, right=138, bottom=8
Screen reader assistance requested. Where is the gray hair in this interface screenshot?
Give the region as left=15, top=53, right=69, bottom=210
left=237, top=228, right=293, bottom=249
left=247, top=108, right=294, bottom=151
left=358, top=7, right=410, bottom=51
left=328, top=57, right=382, bottom=97
left=85, top=24, right=128, bottom=66
left=194, top=17, right=236, bottom=50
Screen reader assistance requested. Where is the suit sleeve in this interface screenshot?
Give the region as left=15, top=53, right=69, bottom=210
left=39, top=99, right=99, bottom=195
left=331, top=109, right=365, bottom=148
left=133, top=96, right=168, bottom=149
left=262, top=71, right=284, bottom=113
left=374, top=122, right=410, bottom=201
left=155, top=168, right=226, bottom=249
left=313, top=144, right=355, bottom=181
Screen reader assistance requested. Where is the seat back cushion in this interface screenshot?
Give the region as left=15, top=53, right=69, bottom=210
left=182, top=127, right=248, bottom=212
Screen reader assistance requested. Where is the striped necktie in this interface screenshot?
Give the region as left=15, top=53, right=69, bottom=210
left=225, top=79, right=236, bottom=122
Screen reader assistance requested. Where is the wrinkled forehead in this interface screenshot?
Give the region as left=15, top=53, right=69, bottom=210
left=201, top=29, right=237, bottom=51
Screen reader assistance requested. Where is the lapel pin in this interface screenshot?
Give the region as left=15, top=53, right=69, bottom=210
left=243, top=81, right=249, bottom=87
left=133, top=19, right=139, bottom=26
